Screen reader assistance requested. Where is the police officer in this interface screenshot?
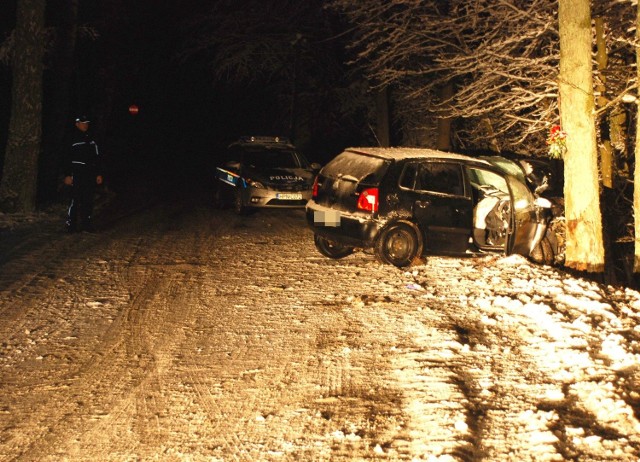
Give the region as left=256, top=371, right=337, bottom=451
left=64, top=115, right=103, bottom=233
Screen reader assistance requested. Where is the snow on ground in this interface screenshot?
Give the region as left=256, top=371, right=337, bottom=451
left=404, top=254, right=640, bottom=461
left=0, top=202, right=640, bottom=461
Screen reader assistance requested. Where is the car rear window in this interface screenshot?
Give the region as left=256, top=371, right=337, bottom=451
left=322, top=151, right=389, bottom=184
left=242, top=148, right=302, bottom=169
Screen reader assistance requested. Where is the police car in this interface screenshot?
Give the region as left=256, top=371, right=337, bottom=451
left=214, top=136, right=320, bottom=214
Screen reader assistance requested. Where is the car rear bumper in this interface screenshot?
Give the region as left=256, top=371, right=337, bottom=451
left=305, top=202, right=383, bottom=247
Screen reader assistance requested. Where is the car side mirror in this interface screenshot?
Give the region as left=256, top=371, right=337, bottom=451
left=310, top=162, right=322, bottom=172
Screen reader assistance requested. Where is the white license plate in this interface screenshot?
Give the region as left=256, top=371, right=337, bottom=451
left=314, top=210, right=341, bottom=227
left=277, top=193, right=303, bottom=200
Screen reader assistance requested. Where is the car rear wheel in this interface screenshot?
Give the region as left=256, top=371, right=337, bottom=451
left=375, top=221, right=423, bottom=267
left=314, top=234, right=354, bottom=259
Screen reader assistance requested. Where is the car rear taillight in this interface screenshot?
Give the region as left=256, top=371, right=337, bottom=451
left=357, top=188, right=379, bottom=212
left=312, top=176, right=319, bottom=199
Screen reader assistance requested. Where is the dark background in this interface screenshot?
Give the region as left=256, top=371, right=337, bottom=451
left=0, top=1, right=374, bottom=203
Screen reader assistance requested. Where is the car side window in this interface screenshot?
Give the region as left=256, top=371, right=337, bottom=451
left=467, top=167, right=509, bottom=195
left=416, top=162, right=463, bottom=196
left=506, top=175, right=535, bottom=212
left=399, top=163, right=418, bottom=189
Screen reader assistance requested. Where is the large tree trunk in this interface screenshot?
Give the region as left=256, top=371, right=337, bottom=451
left=634, top=0, right=640, bottom=272
left=375, top=86, right=390, bottom=147
left=594, top=17, right=613, bottom=189
left=0, top=0, right=46, bottom=213
left=558, top=0, right=605, bottom=272
left=436, top=83, right=453, bottom=151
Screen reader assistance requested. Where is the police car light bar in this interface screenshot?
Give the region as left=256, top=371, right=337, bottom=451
left=239, top=136, right=291, bottom=145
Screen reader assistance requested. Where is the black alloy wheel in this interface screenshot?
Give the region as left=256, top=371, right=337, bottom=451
left=314, top=234, right=354, bottom=259
left=375, top=221, right=423, bottom=267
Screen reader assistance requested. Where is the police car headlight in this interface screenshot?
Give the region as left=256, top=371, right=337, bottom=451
left=247, top=179, right=265, bottom=189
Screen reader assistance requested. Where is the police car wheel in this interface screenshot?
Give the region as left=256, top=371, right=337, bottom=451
left=213, top=185, right=226, bottom=209
left=234, top=190, right=249, bottom=215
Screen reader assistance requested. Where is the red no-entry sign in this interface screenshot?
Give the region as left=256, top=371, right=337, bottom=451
left=129, top=104, right=139, bottom=115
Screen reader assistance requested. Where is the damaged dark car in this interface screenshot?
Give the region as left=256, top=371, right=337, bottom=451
left=481, top=155, right=565, bottom=266
left=306, top=147, right=556, bottom=268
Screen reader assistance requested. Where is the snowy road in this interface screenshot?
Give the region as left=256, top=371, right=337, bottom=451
left=0, top=194, right=639, bottom=461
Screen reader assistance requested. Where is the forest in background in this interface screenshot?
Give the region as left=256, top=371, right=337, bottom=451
left=1, top=0, right=640, bottom=283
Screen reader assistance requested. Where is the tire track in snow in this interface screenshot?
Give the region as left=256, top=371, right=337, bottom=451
left=1, top=202, right=235, bottom=460
left=3, top=200, right=639, bottom=460
left=410, top=255, right=640, bottom=461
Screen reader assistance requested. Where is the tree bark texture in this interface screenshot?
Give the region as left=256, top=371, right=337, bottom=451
left=558, top=0, right=605, bottom=272
left=0, top=0, right=46, bottom=213
left=634, top=0, right=640, bottom=272
left=375, top=87, right=390, bottom=147
left=436, top=83, right=453, bottom=152
left=594, top=17, right=613, bottom=189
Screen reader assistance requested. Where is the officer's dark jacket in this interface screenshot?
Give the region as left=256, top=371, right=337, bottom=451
left=65, top=129, right=101, bottom=176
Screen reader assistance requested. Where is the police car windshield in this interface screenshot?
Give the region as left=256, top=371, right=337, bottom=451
left=243, top=148, right=303, bottom=169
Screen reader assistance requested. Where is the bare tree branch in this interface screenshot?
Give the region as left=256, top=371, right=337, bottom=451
left=330, top=0, right=637, bottom=155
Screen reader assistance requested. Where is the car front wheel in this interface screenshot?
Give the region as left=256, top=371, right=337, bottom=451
left=213, top=184, right=226, bottom=209
left=314, top=234, right=354, bottom=259
left=375, top=221, right=423, bottom=267
left=530, top=235, right=555, bottom=266
left=234, top=189, right=249, bottom=215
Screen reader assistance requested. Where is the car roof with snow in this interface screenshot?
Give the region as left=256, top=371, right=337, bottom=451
left=344, top=147, right=493, bottom=164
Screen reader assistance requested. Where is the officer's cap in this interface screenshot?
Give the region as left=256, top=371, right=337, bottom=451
left=75, top=115, right=91, bottom=123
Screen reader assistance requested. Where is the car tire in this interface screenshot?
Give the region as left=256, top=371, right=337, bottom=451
left=530, top=235, right=554, bottom=266
left=314, top=234, right=354, bottom=259
left=547, top=217, right=565, bottom=266
left=234, top=189, right=249, bottom=215
left=213, top=184, right=226, bottom=209
left=375, top=221, right=423, bottom=268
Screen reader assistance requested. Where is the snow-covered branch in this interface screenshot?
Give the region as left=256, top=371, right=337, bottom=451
left=330, top=0, right=637, bottom=154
